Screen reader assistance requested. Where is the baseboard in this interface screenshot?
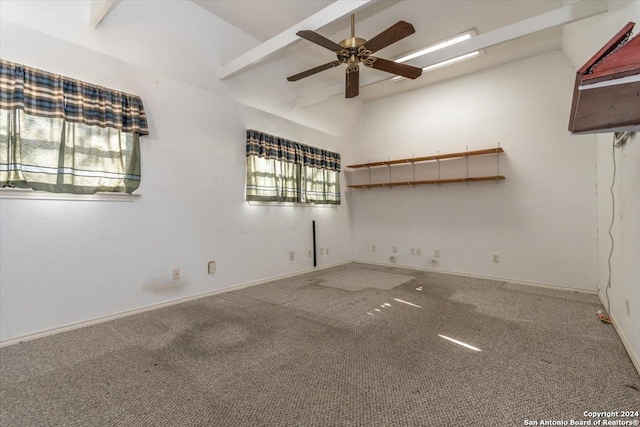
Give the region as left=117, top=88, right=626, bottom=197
left=0, top=260, right=351, bottom=348
left=597, top=293, right=640, bottom=376
left=354, top=259, right=598, bottom=294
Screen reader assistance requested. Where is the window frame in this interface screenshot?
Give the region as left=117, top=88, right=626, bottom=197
left=245, top=130, right=341, bottom=206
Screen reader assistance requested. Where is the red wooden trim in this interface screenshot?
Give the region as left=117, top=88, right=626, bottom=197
left=576, top=22, right=635, bottom=75
left=583, top=34, right=640, bottom=83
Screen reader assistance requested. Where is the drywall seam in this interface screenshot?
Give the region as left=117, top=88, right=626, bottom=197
left=0, top=260, right=351, bottom=348
left=354, top=259, right=598, bottom=294
left=598, top=293, right=640, bottom=376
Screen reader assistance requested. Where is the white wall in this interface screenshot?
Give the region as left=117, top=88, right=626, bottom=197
left=0, top=20, right=353, bottom=341
left=350, top=50, right=598, bottom=290
left=595, top=132, right=640, bottom=369
left=562, top=0, right=640, bottom=368
left=0, top=0, right=363, bottom=139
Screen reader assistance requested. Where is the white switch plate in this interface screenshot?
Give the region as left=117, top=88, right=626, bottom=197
left=172, top=268, right=180, bottom=280
left=207, top=261, right=216, bottom=275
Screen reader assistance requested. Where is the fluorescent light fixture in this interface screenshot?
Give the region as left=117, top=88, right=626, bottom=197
left=423, top=50, right=481, bottom=72
left=395, top=32, right=473, bottom=64
left=392, top=51, right=482, bottom=81
left=438, top=334, right=482, bottom=352
left=391, top=29, right=480, bottom=82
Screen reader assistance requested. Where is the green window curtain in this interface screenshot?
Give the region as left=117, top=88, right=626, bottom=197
left=245, top=130, right=341, bottom=205
left=0, top=110, right=140, bottom=194
left=246, top=155, right=299, bottom=202
left=301, top=165, right=340, bottom=204
left=0, top=59, right=148, bottom=194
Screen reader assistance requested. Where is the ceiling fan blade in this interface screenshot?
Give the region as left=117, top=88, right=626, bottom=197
left=363, top=21, right=415, bottom=53
left=297, top=30, right=344, bottom=52
left=367, top=57, right=422, bottom=79
left=287, top=61, right=342, bottom=82
left=346, top=65, right=359, bottom=98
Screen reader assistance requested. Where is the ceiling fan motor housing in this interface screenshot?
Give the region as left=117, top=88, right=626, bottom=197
left=338, top=37, right=367, bottom=63
left=340, top=37, right=366, bottom=49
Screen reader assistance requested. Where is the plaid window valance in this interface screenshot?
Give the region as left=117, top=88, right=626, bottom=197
left=0, top=59, right=149, bottom=135
left=246, top=129, right=340, bottom=172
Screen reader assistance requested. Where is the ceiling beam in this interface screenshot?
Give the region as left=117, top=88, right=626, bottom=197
left=293, top=0, right=608, bottom=108
left=89, top=0, right=121, bottom=29
left=219, top=0, right=376, bottom=80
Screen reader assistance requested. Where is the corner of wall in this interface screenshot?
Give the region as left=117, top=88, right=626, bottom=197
left=561, top=0, right=640, bottom=70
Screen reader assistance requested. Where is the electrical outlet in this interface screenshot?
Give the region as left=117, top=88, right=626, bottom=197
left=289, top=250, right=295, bottom=261
left=372, top=244, right=376, bottom=252
left=172, top=268, right=180, bottom=280
left=435, top=249, right=440, bottom=257
left=326, top=247, right=329, bottom=255
left=207, top=261, right=216, bottom=275
left=626, top=299, right=630, bottom=316
left=308, top=249, right=311, bottom=257
left=392, top=246, right=398, bottom=253
left=417, top=248, right=421, bottom=256
left=493, top=254, right=500, bottom=263
left=411, top=248, right=416, bottom=255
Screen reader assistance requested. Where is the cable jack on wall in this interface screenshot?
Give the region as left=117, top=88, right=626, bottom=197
left=614, top=131, right=632, bottom=147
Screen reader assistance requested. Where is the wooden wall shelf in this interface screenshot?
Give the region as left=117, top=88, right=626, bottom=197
left=349, top=175, right=505, bottom=189
left=347, top=147, right=504, bottom=169
left=347, top=146, right=505, bottom=189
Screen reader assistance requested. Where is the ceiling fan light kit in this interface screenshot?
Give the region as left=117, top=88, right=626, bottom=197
left=288, top=14, right=423, bottom=98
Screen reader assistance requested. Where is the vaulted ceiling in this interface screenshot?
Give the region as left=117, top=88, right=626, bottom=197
left=0, top=0, right=610, bottom=138
left=192, top=0, right=606, bottom=107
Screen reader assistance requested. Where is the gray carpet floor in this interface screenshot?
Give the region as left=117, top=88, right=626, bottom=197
left=1, top=263, right=638, bottom=426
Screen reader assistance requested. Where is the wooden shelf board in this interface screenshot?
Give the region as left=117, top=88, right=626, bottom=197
left=348, top=175, right=505, bottom=188
left=347, top=147, right=504, bottom=169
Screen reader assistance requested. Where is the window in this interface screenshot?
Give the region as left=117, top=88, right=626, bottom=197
left=0, top=59, right=149, bottom=194
left=246, top=129, right=341, bottom=205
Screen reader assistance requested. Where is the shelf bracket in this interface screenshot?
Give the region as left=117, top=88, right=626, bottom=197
left=465, top=146, right=470, bottom=185
left=496, top=143, right=501, bottom=183
left=437, top=151, right=441, bottom=186
left=412, top=153, right=416, bottom=188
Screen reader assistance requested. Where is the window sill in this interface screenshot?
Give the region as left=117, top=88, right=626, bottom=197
left=0, top=188, right=140, bottom=202
left=247, top=201, right=337, bottom=208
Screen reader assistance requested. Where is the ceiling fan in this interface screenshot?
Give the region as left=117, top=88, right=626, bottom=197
left=287, top=14, right=423, bottom=98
